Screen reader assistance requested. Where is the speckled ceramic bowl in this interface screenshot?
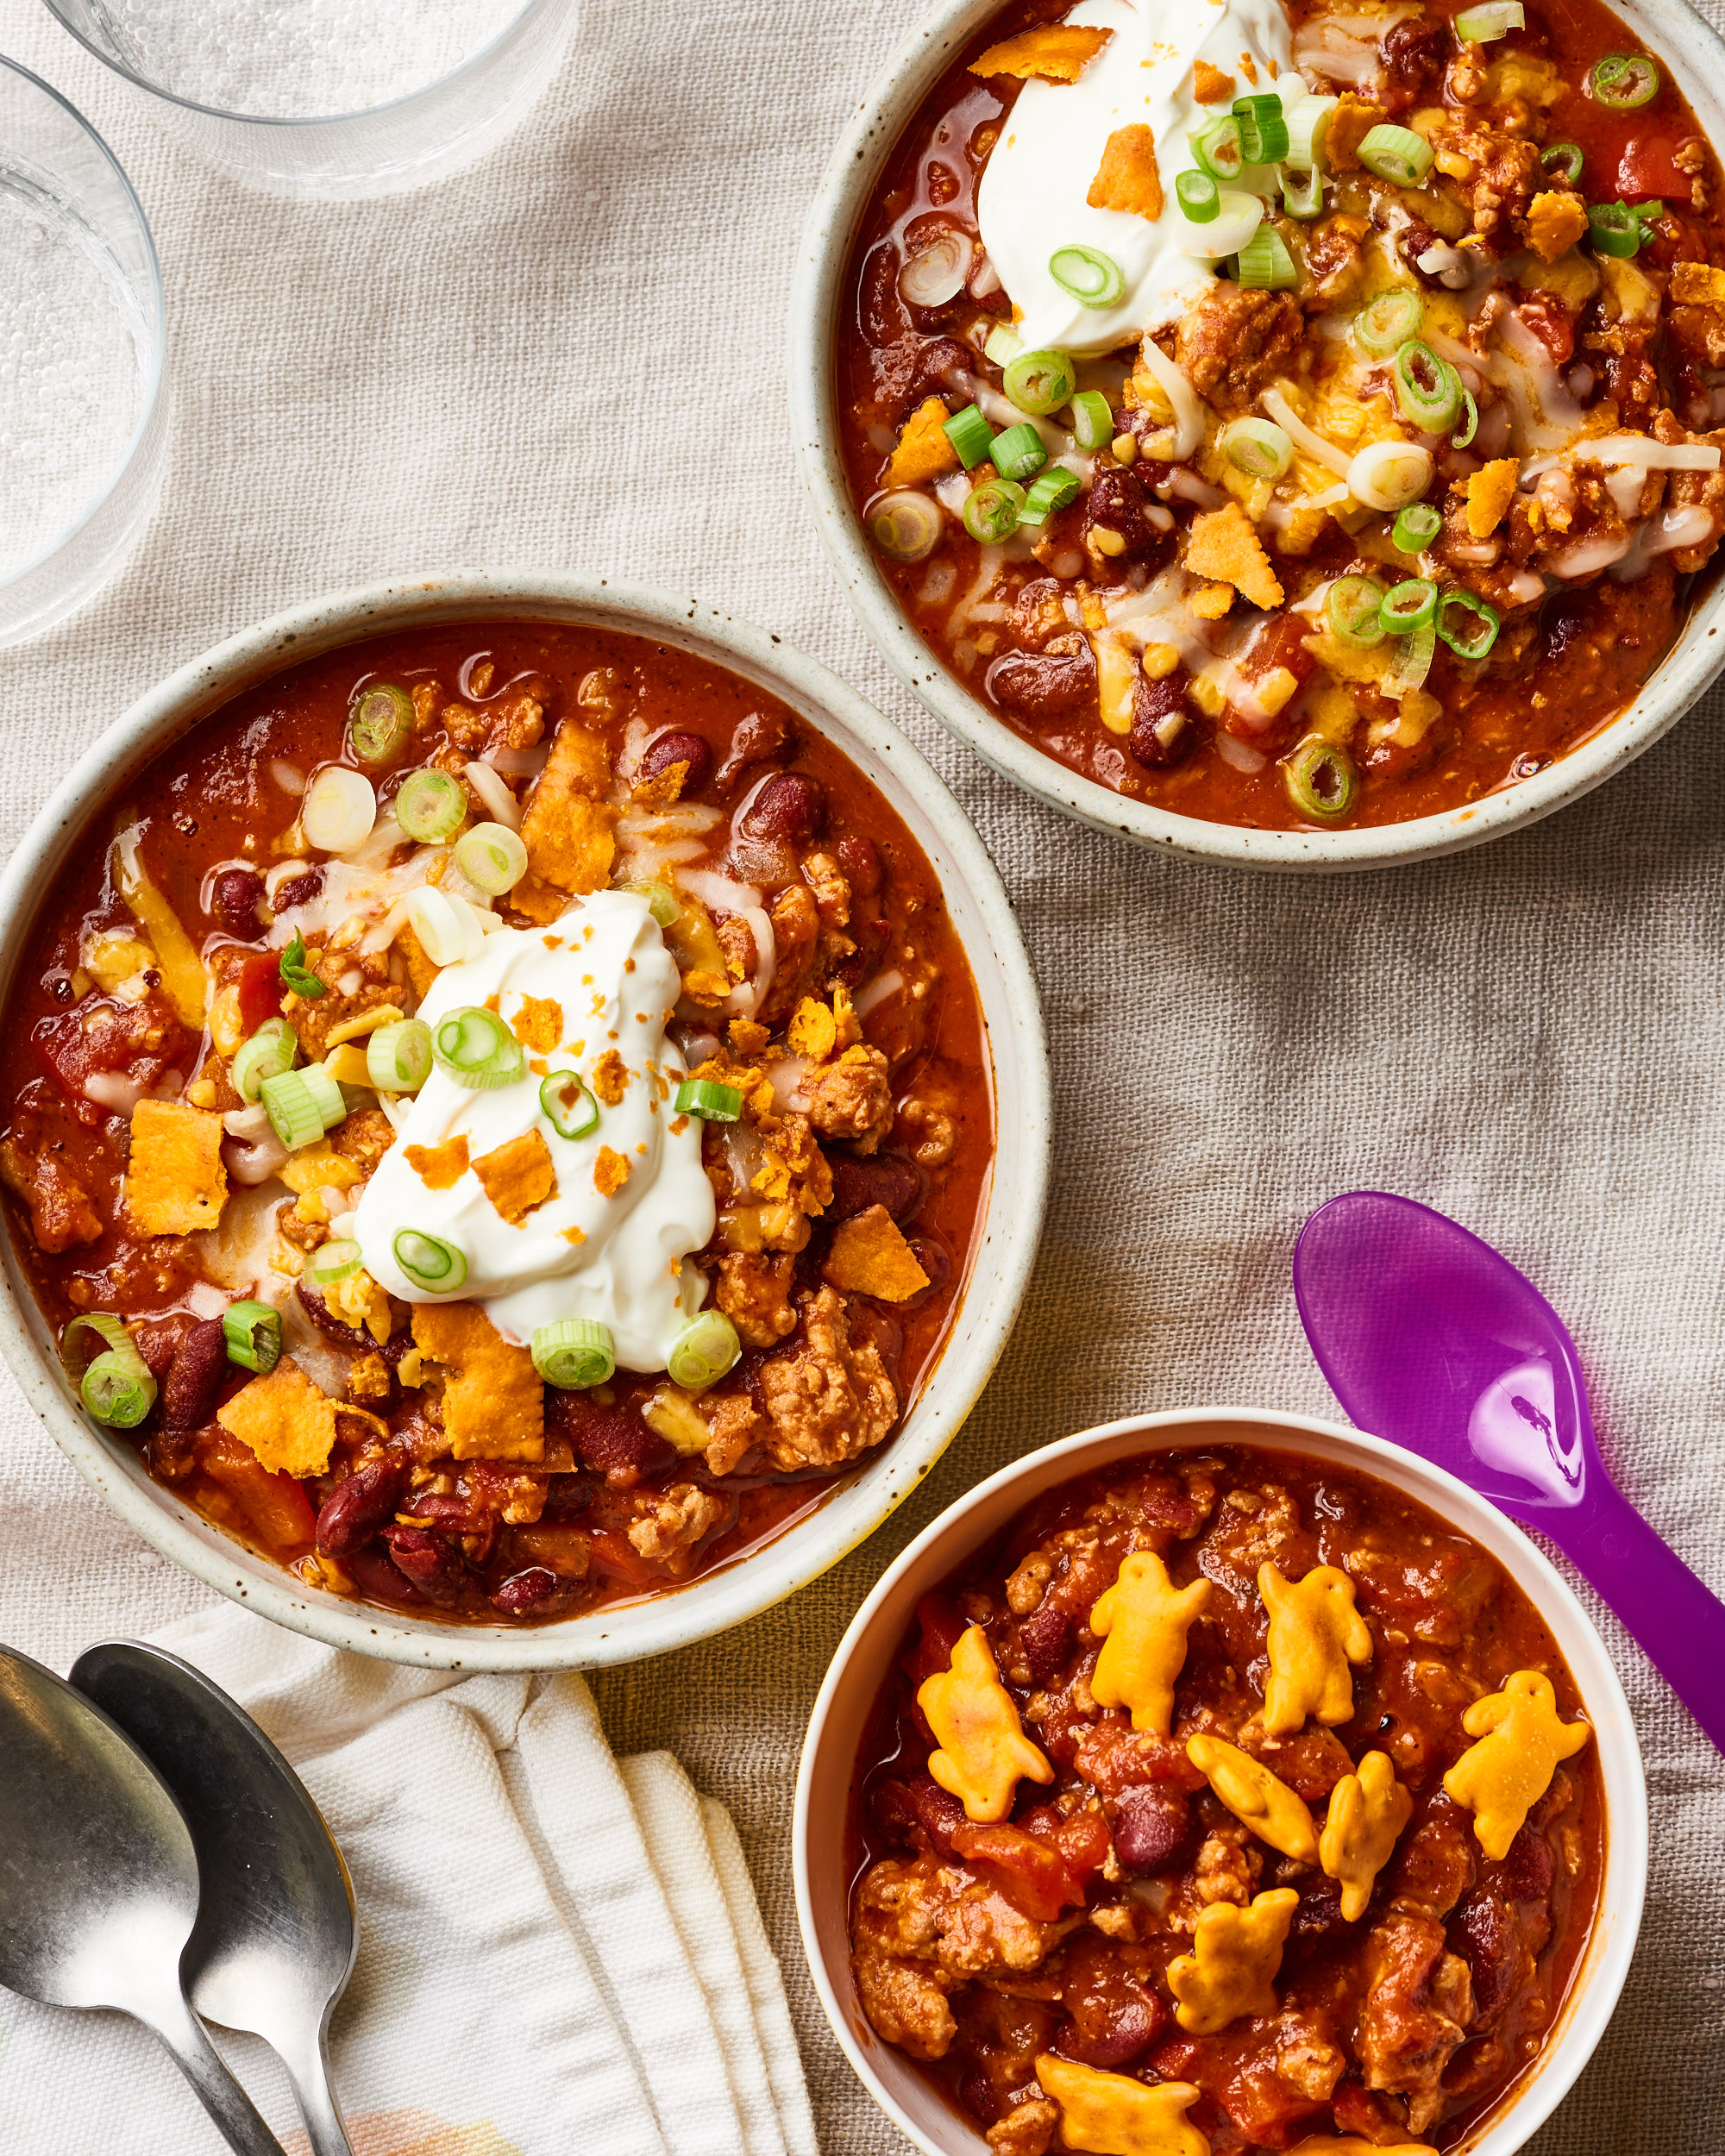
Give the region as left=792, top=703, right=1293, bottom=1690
left=795, top=1407, right=1647, bottom=2154
left=0, top=573, right=1051, bottom=1670
left=787, top=0, right=1725, bottom=870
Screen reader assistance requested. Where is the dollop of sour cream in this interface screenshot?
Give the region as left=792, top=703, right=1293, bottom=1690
left=353, top=889, right=715, bottom=1369
left=976, top=0, right=1295, bottom=356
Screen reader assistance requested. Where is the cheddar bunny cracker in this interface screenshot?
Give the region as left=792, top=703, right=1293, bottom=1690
left=1168, top=1888, right=1299, bottom=2034
left=1258, top=1562, right=1372, bottom=1733
left=1186, top=1733, right=1318, bottom=1861
left=1090, top=1551, right=1211, bottom=1736
left=1444, top=1668, right=1590, bottom=1859
left=919, top=1624, right=1053, bottom=1822
left=1319, top=1750, right=1413, bottom=1921
left=1035, top=2055, right=1208, bottom=2156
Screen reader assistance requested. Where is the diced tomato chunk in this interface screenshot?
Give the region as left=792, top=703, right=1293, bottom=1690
left=585, top=1526, right=660, bottom=1586
left=233, top=947, right=286, bottom=1037
left=193, top=1428, right=317, bottom=1552
left=952, top=1821, right=1079, bottom=1921
left=33, top=998, right=189, bottom=1108
left=905, top=1590, right=970, bottom=1689
left=1616, top=133, right=1690, bottom=202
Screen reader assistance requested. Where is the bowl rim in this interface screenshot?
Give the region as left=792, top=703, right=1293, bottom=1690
left=793, top=1404, right=1649, bottom=2156
left=786, top=0, right=1725, bottom=872
left=0, top=570, right=1052, bottom=1670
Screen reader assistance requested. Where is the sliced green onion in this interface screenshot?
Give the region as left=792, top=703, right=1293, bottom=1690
left=989, top=423, right=1047, bottom=481
left=1019, top=467, right=1083, bottom=527
left=300, top=1062, right=346, bottom=1130
left=223, top=1300, right=282, bottom=1374
left=1380, top=578, right=1439, bottom=631
left=393, top=1228, right=467, bottom=1294
left=1176, top=168, right=1220, bottom=222
left=1347, top=438, right=1435, bottom=512
left=667, top=1310, right=742, bottom=1395
left=1236, top=227, right=1297, bottom=291
left=1282, top=165, right=1324, bottom=220
left=943, top=404, right=995, bottom=469
left=1456, top=0, right=1523, bottom=38
left=1049, top=244, right=1126, bottom=309
left=302, top=766, right=377, bottom=855
left=869, top=490, right=944, bottom=561
left=983, top=323, right=1023, bottom=367
left=393, top=768, right=467, bottom=844
left=279, top=930, right=326, bottom=1000
left=1452, top=390, right=1479, bottom=449
left=1353, top=289, right=1423, bottom=357
left=1541, top=141, right=1584, bottom=184
left=1070, top=389, right=1115, bottom=450
left=1220, top=417, right=1294, bottom=479
left=433, top=1006, right=525, bottom=1091
left=1283, top=737, right=1358, bottom=822
left=1388, top=619, right=1438, bottom=694
left=348, top=682, right=414, bottom=765
left=1590, top=53, right=1659, bottom=109
left=532, top=1317, right=615, bottom=1388
left=1190, top=113, right=1245, bottom=182
left=1588, top=201, right=1643, bottom=258
left=1392, top=342, right=1462, bottom=432
left=307, top=1238, right=363, bottom=1288
left=1357, top=123, right=1434, bottom=186
left=367, top=1018, right=433, bottom=1092
left=231, top=1018, right=297, bottom=1105
left=453, top=820, right=529, bottom=895
left=674, top=1077, right=744, bottom=1121
left=1283, top=94, right=1335, bottom=171
left=1232, top=92, right=1289, bottom=164
left=61, top=1313, right=129, bottom=1368
left=1327, top=575, right=1388, bottom=649
left=260, top=1067, right=328, bottom=1150
left=1392, top=501, right=1443, bottom=553
left=1438, top=589, right=1502, bottom=659
left=623, top=879, right=681, bottom=928
left=963, top=476, right=1027, bottom=542
left=1633, top=199, right=1665, bottom=229
left=82, top=1348, right=157, bottom=1427
left=541, top=1070, right=600, bottom=1139
left=1004, top=348, right=1078, bottom=417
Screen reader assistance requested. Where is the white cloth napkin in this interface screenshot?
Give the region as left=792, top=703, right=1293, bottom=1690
left=0, top=1604, right=818, bottom=2156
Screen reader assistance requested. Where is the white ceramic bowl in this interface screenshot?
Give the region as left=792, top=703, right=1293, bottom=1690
left=0, top=573, right=1051, bottom=1670
left=795, top=1407, right=1647, bottom=2155
left=788, top=0, right=1725, bottom=871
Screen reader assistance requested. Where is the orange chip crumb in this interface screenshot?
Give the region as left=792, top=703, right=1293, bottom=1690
left=1466, top=457, right=1521, bottom=537
left=1525, top=190, right=1589, bottom=264
left=1324, top=93, right=1388, bottom=172
left=411, top=1303, right=543, bottom=1462
left=405, top=1134, right=470, bottom=1191
left=126, top=1099, right=229, bottom=1235
left=473, top=1128, right=558, bottom=1227
left=511, top=994, right=563, bottom=1053
left=216, top=1357, right=337, bottom=1478
left=591, top=1047, right=630, bottom=1106
left=823, top=1203, right=932, bottom=1302
left=1087, top=123, right=1164, bottom=222
left=1193, top=59, right=1235, bottom=103
left=594, top=1145, right=632, bottom=1198
left=883, top=396, right=959, bottom=489
left=1672, top=260, right=1725, bottom=307
left=788, top=996, right=838, bottom=1062
left=729, top=1018, right=769, bottom=1057
left=561, top=1224, right=587, bottom=1246
left=1188, top=580, right=1234, bottom=620
left=969, top=23, right=1111, bottom=82
left=1185, top=502, right=1284, bottom=611
left=516, top=716, right=617, bottom=920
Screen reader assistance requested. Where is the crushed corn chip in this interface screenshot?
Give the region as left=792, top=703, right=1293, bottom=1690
left=473, top=1128, right=558, bottom=1226
left=823, top=1204, right=931, bottom=1301
left=919, top=1625, right=1053, bottom=1821
left=591, top=1047, right=630, bottom=1106
left=1193, top=59, right=1235, bottom=103
left=1443, top=1669, right=1590, bottom=1860
left=1035, top=2056, right=1208, bottom=2156
left=1465, top=456, right=1521, bottom=537
left=1185, top=502, right=1284, bottom=610
left=1087, top=123, right=1164, bottom=220
left=884, top=396, right=959, bottom=490
left=594, top=1145, right=632, bottom=1198
left=969, top=23, right=1111, bottom=81
left=216, top=1357, right=337, bottom=1478
left=511, top=994, right=563, bottom=1053
left=729, top=1018, right=769, bottom=1057
left=1525, top=189, right=1589, bottom=264
left=516, top=717, right=617, bottom=921
left=1090, top=1551, right=1212, bottom=1737
left=1324, top=93, right=1388, bottom=172
left=126, top=1100, right=229, bottom=1234
left=1188, top=580, right=1233, bottom=619
left=325, top=1003, right=404, bottom=1047
left=411, top=1302, right=544, bottom=1462
left=1320, top=1749, right=1414, bottom=1921
left=788, top=996, right=838, bottom=1062
left=1258, top=1560, right=1373, bottom=1734
left=1168, top=1890, right=1299, bottom=2035
left=1673, top=260, right=1725, bottom=307
left=405, top=1135, right=470, bottom=1190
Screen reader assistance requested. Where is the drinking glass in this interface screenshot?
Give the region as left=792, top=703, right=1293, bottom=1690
left=39, top=0, right=580, bottom=201
left=0, top=60, right=166, bottom=649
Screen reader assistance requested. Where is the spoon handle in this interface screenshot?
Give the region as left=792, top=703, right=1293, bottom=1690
left=144, top=1989, right=290, bottom=2156
left=1569, top=1482, right=1725, bottom=1756
left=285, top=2031, right=355, bottom=2156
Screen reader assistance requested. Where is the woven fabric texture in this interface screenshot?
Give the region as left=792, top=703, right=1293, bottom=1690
left=0, top=0, right=1722, bottom=2148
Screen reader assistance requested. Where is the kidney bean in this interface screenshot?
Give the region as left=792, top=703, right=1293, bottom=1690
left=828, top=1151, right=924, bottom=1224
left=1087, top=465, right=1160, bottom=557
left=273, top=867, right=323, bottom=914
left=161, top=1319, right=230, bottom=1436
left=986, top=646, right=1095, bottom=722
left=1289, top=1876, right=1349, bottom=1947
left=1129, top=671, right=1194, bottom=770
left=542, top=1471, right=595, bottom=1521
left=1381, top=14, right=1446, bottom=100
left=489, top=1565, right=575, bottom=1618
left=316, top=1452, right=411, bottom=1557
left=1112, top=1786, right=1191, bottom=1875
left=835, top=834, right=881, bottom=897
left=639, top=730, right=713, bottom=793
left=872, top=1773, right=965, bottom=1858
left=1019, top=1604, right=1073, bottom=1687
left=129, top=1311, right=201, bottom=1382
left=714, top=709, right=790, bottom=793
left=1502, top=1825, right=1554, bottom=1902
left=383, top=1524, right=470, bottom=1608
left=546, top=1391, right=676, bottom=1485
left=342, top=1540, right=423, bottom=1605
left=1454, top=1890, right=1521, bottom=2026
left=1054, top=1936, right=1167, bottom=2069
left=957, top=2070, right=1000, bottom=2128
left=211, top=866, right=266, bottom=939
left=297, top=1281, right=411, bottom=1363
left=743, top=771, right=825, bottom=845
left=906, top=1234, right=951, bottom=1303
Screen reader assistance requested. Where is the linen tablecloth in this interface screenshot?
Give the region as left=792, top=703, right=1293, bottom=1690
left=0, top=1, right=1721, bottom=2147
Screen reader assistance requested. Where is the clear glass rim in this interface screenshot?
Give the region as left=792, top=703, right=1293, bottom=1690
left=0, top=54, right=166, bottom=598
left=40, top=0, right=555, bottom=130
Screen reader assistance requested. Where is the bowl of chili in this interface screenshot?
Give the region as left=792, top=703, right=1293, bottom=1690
left=0, top=573, right=1050, bottom=1669
left=790, top=0, right=1725, bottom=867
left=795, top=1406, right=1646, bottom=2155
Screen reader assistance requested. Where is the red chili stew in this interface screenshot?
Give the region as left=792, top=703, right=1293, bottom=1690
left=848, top=1445, right=1605, bottom=2153
left=0, top=623, right=991, bottom=1622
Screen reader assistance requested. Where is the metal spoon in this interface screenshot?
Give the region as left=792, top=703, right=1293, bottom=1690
left=1294, top=1188, right=1725, bottom=1754
left=0, top=1646, right=288, bottom=2156
left=72, top=1641, right=357, bottom=2156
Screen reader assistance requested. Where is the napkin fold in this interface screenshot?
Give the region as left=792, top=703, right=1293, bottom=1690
left=0, top=1605, right=818, bottom=2156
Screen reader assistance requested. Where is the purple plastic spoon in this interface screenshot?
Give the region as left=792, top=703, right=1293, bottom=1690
left=1294, top=1189, right=1725, bottom=1756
